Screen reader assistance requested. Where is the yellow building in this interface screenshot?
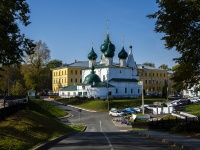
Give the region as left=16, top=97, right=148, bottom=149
left=52, top=61, right=88, bottom=93
left=137, top=65, right=173, bottom=96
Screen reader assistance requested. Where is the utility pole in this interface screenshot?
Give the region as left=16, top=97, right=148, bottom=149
left=139, top=80, right=144, bottom=114
left=141, top=80, right=144, bottom=114
left=107, top=68, right=109, bottom=111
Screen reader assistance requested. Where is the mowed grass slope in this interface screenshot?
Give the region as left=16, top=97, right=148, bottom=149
left=0, top=99, right=83, bottom=150
left=57, top=98, right=168, bottom=112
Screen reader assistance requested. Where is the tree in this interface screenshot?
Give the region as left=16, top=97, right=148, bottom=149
left=0, top=0, right=35, bottom=67
left=47, top=59, right=63, bottom=69
left=158, top=64, right=169, bottom=70
left=143, top=62, right=155, bottom=68
left=147, top=0, right=200, bottom=88
left=22, top=40, right=51, bottom=93
left=0, top=65, right=25, bottom=95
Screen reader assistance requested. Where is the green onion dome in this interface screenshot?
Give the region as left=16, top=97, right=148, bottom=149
left=100, top=34, right=115, bottom=53
left=87, top=47, right=97, bottom=60
left=118, top=46, right=128, bottom=59
left=83, top=66, right=101, bottom=84
left=104, top=43, right=115, bottom=58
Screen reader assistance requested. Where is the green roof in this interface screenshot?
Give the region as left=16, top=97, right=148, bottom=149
left=109, top=78, right=138, bottom=82
left=118, top=46, right=128, bottom=59
left=92, top=82, right=115, bottom=87
left=88, top=47, right=97, bottom=60
left=60, top=85, right=77, bottom=91
left=83, top=66, right=101, bottom=84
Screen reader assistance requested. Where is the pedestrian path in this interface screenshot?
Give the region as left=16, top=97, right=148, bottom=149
left=132, top=130, right=200, bottom=150
left=112, top=117, right=200, bottom=149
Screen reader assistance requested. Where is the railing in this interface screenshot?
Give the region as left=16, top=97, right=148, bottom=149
left=132, top=117, right=200, bottom=132
left=148, top=117, right=200, bottom=132
left=0, top=95, right=28, bottom=121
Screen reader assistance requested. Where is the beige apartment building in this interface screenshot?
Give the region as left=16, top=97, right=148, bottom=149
left=52, top=61, right=88, bottom=93
left=137, top=65, right=173, bottom=96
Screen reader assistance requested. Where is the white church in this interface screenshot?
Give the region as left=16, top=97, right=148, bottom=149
left=59, top=33, right=141, bottom=99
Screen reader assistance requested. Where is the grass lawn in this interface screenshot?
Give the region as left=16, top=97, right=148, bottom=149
left=185, top=103, right=200, bottom=116
left=57, top=97, right=168, bottom=112
left=0, top=99, right=85, bottom=150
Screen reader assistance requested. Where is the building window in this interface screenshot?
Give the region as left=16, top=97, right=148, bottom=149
left=116, top=89, right=118, bottom=93
left=80, top=70, right=82, bottom=75
left=138, top=89, right=140, bottom=94
left=160, top=73, right=162, bottom=77
left=120, top=70, right=121, bottom=73
left=149, top=79, right=151, bottom=84
left=68, top=92, right=70, bottom=96
left=164, top=73, right=166, bottom=77
left=125, top=88, right=127, bottom=93
left=71, top=70, right=73, bottom=74
left=71, top=78, right=73, bottom=82
left=80, top=78, right=82, bottom=83
left=131, top=89, right=133, bottom=93
left=75, top=70, right=77, bottom=75
left=157, top=73, right=158, bottom=77
left=75, top=78, right=77, bottom=83
left=145, top=80, right=147, bottom=84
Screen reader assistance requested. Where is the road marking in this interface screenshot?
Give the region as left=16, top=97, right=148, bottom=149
left=120, top=130, right=128, bottom=132
left=100, top=120, right=114, bottom=150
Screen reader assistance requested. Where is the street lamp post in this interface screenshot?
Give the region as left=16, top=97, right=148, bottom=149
left=107, top=82, right=109, bottom=110
left=141, top=81, right=144, bottom=114
left=139, top=80, right=144, bottom=114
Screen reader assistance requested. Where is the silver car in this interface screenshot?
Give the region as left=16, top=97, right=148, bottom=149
left=109, top=110, right=124, bottom=116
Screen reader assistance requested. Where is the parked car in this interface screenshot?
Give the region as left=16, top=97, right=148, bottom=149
left=123, top=108, right=136, bottom=114
left=132, top=107, right=141, bottom=112
left=109, top=110, right=124, bottom=117
left=110, top=108, right=117, bottom=111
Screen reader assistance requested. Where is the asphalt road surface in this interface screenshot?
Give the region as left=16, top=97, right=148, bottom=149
left=48, top=101, right=179, bottom=150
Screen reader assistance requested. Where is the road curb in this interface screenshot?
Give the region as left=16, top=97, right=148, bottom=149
left=34, top=131, right=79, bottom=150
left=132, top=131, right=193, bottom=150
left=34, top=126, right=87, bottom=150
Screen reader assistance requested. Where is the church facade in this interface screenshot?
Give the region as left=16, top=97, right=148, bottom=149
left=59, top=33, right=141, bottom=99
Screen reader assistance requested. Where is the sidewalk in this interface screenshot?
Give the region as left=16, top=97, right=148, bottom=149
left=132, top=130, right=200, bottom=150
left=112, top=119, right=200, bottom=150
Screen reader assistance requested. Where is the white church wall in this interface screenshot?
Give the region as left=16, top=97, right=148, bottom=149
left=109, top=82, right=140, bottom=98
left=87, top=87, right=115, bottom=99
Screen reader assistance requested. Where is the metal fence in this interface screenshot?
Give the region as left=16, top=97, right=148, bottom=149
left=0, top=95, right=28, bottom=121
left=132, top=117, right=200, bottom=132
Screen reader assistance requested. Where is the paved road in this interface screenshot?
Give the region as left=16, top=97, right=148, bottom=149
left=46, top=101, right=179, bottom=150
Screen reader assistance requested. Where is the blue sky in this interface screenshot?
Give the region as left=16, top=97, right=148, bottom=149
left=21, top=0, right=180, bottom=68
